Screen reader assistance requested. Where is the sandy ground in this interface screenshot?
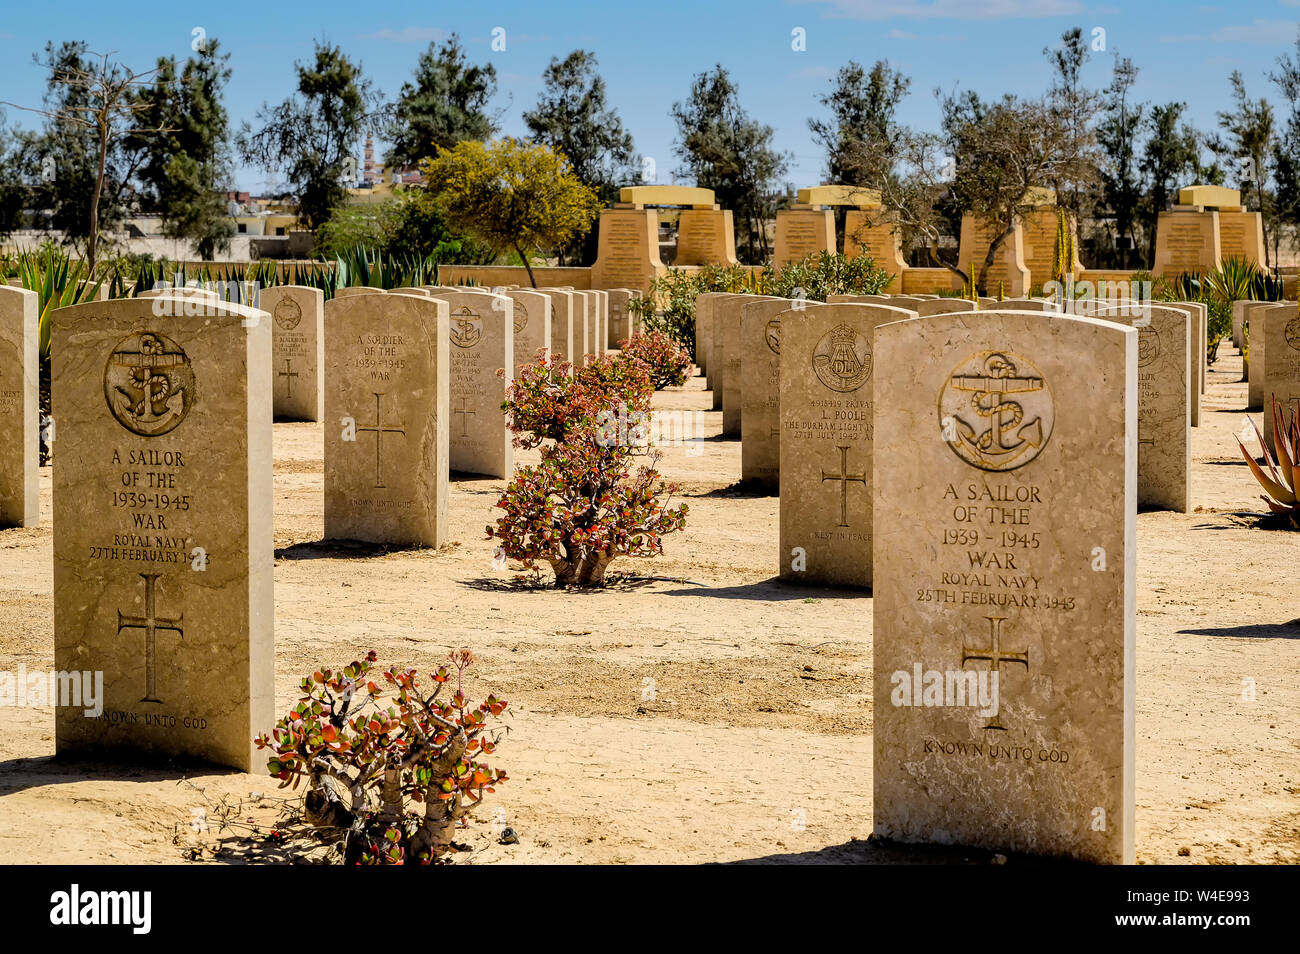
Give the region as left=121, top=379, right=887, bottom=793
left=0, top=344, right=1298, bottom=865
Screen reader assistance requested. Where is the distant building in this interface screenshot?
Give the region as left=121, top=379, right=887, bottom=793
left=363, top=135, right=379, bottom=185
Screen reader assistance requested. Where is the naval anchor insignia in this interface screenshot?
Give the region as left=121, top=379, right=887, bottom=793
left=1137, top=326, right=1161, bottom=367
left=450, top=307, right=483, bottom=348
left=813, top=323, right=872, bottom=393
left=940, top=351, right=1053, bottom=472
left=273, top=297, right=302, bottom=330
left=104, top=331, right=195, bottom=436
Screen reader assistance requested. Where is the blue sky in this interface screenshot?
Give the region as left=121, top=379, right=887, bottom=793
left=1, top=0, right=1297, bottom=192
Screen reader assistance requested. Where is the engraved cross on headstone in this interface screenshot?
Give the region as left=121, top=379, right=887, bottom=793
left=278, top=358, right=298, bottom=398
left=117, top=572, right=183, bottom=704
left=821, top=444, right=866, bottom=528
left=453, top=398, right=477, bottom=438
left=961, top=615, right=1029, bottom=730
left=356, top=392, right=405, bottom=488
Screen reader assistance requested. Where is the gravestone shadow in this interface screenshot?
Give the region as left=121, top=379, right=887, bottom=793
left=0, top=753, right=235, bottom=797
left=450, top=471, right=506, bottom=484
left=1179, top=621, right=1300, bottom=640
left=694, top=479, right=776, bottom=499
left=724, top=835, right=1083, bottom=865
left=274, top=539, right=442, bottom=561
left=658, top=576, right=870, bottom=601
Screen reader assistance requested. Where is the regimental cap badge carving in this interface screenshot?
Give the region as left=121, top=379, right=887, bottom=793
left=273, top=296, right=302, bottom=330
left=765, top=317, right=781, bottom=354
left=104, top=331, right=195, bottom=436
left=813, top=322, right=872, bottom=393
left=1285, top=315, right=1300, bottom=351
left=940, top=351, right=1053, bottom=472
left=514, top=300, right=528, bottom=335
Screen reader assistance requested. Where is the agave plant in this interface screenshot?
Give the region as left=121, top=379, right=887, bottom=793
left=1203, top=256, right=1260, bottom=303
left=17, top=248, right=105, bottom=361
left=330, top=246, right=441, bottom=296
left=1237, top=396, right=1300, bottom=528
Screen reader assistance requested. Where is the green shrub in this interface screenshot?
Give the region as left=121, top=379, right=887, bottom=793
left=629, top=252, right=888, bottom=357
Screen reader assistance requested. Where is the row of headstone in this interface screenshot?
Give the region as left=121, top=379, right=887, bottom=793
left=1241, top=301, right=1299, bottom=423
left=29, top=287, right=1149, bottom=863
left=9, top=280, right=632, bottom=530
left=1255, top=303, right=1300, bottom=452
left=20, top=277, right=644, bottom=774
left=703, top=293, right=1139, bottom=861
left=6, top=280, right=1259, bottom=865
left=38, top=283, right=541, bottom=773
left=224, top=283, right=636, bottom=431
left=697, top=292, right=1199, bottom=517
left=258, top=285, right=635, bottom=428
left=138, top=280, right=633, bottom=478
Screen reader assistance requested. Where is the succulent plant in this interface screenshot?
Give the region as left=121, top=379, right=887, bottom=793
left=1237, top=396, right=1300, bottom=528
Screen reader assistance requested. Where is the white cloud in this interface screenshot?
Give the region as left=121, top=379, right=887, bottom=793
left=1212, top=18, right=1299, bottom=42
left=361, top=27, right=449, bottom=43
left=794, top=0, right=1082, bottom=20
left=1160, top=18, right=1297, bottom=43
